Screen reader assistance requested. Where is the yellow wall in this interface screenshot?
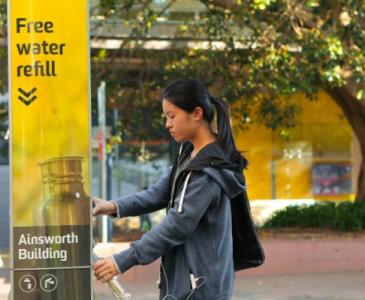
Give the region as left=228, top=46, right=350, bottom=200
left=233, top=91, right=353, bottom=201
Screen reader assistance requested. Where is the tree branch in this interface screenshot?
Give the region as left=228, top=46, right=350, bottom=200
left=203, top=0, right=239, bottom=10
left=326, top=85, right=365, bottom=148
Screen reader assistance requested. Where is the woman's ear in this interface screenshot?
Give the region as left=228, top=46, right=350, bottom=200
left=192, top=107, right=204, bottom=121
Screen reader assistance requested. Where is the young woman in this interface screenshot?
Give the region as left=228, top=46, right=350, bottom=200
left=93, top=78, right=264, bottom=300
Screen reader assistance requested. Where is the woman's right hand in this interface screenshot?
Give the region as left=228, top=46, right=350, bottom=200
left=92, top=197, right=117, bottom=216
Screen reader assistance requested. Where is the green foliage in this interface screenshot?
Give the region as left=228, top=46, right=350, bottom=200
left=0, top=0, right=7, bottom=93
left=263, top=201, right=365, bottom=231
left=91, top=0, right=365, bottom=141
left=252, top=0, right=277, bottom=10
left=0, top=1, right=7, bottom=160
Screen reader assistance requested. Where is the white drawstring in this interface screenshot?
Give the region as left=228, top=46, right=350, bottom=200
left=178, top=171, right=192, bottom=213
left=190, top=273, right=197, bottom=290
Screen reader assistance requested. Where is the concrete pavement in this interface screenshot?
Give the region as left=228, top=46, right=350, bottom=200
left=94, top=271, right=365, bottom=300
left=2, top=269, right=365, bottom=300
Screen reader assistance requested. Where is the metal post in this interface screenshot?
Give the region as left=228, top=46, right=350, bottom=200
left=97, top=81, right=108, bottom=243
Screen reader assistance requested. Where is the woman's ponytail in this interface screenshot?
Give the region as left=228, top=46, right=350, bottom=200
left=210, top=96, right=248, bottom=170
left=162, top=78, right=247, bottom=170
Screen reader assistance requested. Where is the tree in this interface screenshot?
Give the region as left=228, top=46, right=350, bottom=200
left=203, top=0, right=365, bottom=201
left=91, top=0, right=365, bottom=202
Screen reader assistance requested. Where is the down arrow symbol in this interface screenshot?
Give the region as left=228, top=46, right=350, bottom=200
left=18, top=87, right=38, bottom=106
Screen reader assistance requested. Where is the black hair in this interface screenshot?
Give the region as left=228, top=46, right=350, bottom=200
left=162, top=78, right=248, bottom=170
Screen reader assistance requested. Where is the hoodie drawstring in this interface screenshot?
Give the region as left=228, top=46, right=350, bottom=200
left=178, top=171, right=192, bottom=213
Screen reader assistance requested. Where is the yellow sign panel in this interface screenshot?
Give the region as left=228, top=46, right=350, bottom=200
left=10, top=1, right=90, bottom=225
left=9, top=0, right=92, bottom=299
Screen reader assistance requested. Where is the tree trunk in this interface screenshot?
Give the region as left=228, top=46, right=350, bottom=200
left=327, top=86, right=365, bottom=202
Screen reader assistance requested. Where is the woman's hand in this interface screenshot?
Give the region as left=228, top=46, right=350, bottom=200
left=93, top=257, right=119, bottom=283
left=92, top=197, right=117, bottom=216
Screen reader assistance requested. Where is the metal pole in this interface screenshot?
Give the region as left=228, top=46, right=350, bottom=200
left=97, top=81, right=108, bottom=243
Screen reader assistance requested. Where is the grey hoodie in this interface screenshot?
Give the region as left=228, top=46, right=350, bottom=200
left=112, top=141, right=264, bottom=300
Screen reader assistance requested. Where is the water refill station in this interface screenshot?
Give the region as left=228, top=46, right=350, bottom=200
left=8, top=1, right=93, bottom=299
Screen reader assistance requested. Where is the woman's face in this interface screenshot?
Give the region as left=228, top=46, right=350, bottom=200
left=162, top=99, right=201, bottom=143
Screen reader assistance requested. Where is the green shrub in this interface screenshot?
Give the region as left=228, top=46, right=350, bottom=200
left=262, top=200, right=365, bottom=231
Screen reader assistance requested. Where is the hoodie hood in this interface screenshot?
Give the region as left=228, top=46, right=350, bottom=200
left=177, top=141, right=246, bottom=200
left=178, top=141, right=241, bottom=172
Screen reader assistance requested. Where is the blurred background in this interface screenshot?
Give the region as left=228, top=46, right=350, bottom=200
left=1, top=0, right=365, bottom=299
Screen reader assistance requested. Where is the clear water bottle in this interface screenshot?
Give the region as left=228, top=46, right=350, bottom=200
left=93, top=252, right=132, bottom=300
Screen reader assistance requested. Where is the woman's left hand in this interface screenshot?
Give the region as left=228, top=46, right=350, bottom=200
left=93, top=257, right=119, bottom=283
